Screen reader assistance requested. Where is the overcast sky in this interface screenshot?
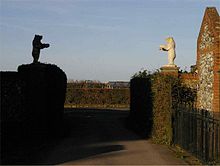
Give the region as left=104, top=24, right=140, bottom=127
left=0, top=0, right=220, bottom=82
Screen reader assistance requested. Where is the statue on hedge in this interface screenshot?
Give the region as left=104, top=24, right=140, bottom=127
left=32, top=35, right=50, bottom=63
left=159, top=37, right=176, bottom=67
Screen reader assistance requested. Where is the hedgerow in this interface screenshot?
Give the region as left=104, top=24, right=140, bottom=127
left=129, top=70, right=196, bottom=145
left=65, top=86, right=130, bottom=108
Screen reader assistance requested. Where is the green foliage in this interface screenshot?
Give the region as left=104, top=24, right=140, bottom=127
left=18, top=63, right=67, bottom=131
left=65, top=86, right=130, bottom=108
left=131, top=69, right=150, bottom=79
left=130, top=70, right=197, bottom=145
left=1, top=63, right=67, bottom=143
left=1, top=72, right=26, bottom=123
left=150, top=74, right=178, bottom=145
left=67, top=81, right=105, bottom=89
left=129, top=77, right=153, bottom=138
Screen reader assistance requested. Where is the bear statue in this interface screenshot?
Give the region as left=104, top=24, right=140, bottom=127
left=159, top=37, right=176, bottom=67
left=32, top=35, right=50, bottom=63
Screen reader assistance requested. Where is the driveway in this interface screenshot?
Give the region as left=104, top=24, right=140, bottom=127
left=2, top=108, right=187, bottom=165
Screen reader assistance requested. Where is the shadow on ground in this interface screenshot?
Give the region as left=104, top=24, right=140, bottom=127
left=1, top=108, right=141, bottom=164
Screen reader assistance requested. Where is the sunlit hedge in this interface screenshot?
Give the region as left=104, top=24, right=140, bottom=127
left=65, top=86, right=130, bottom=108
left=129, top=70, right=196, bottom=145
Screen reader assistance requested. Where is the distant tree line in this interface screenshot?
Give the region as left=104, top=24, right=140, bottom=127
left=66, top=80, right=130, bottom=89
left=67, top=81, right=106, bottom=89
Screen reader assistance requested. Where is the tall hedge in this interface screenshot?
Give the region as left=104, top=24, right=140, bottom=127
left=1, top=71, right=27, bottom=144
left=129, top=77, right=153, bottom=138
left=18, top=63, right=67, bottom=133
left=151, top=74, right=179, bottom=145
left=1, top=64, right=67, bottom=164
left=1, top=72, right=26, bottom=123
left=129, top=71, right=196, bottom=145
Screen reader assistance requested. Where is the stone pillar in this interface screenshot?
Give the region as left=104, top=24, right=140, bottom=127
left=160, top=66, right=180, bottom=77
left=197, top=7, right=220, bottom=115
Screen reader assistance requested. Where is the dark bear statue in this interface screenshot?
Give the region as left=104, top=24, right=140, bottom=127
left=32, top=35, right=50, bottom=63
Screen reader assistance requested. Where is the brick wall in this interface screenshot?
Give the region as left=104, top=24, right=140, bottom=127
left=179, top=73, right=198, bottom=90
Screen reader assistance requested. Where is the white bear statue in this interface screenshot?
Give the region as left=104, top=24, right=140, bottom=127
left=159, top=37, right=176, bottom=67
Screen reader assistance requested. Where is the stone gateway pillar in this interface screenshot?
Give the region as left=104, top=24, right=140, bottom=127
left=197, top=7, right=220, bottom=114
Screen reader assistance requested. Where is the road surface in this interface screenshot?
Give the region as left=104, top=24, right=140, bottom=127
left=3, top=108, right=187, bottom=165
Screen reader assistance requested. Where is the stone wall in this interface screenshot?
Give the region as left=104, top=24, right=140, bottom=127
left=197, top=7, right=220, bottom=113
left=198, top=52, right=214, bottom=111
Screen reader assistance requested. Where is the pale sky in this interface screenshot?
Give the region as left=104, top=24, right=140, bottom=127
left=0, top=0, right=220, bottom=82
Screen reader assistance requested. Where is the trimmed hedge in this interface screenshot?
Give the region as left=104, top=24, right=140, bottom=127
left=65, top=86, right=130, bottom=108
left=1, top=72, right=26, bottom=123
left=1, top=64, right=67, bottom=164
left=1, top=63, right=67, bottom=137
left=129, top=77, right=153, bottom=138
left=151, top=74, right=179, bottom=145
left=129, top=71, right=196, bottom=145
left=18, top=63, right=67, bottom=132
